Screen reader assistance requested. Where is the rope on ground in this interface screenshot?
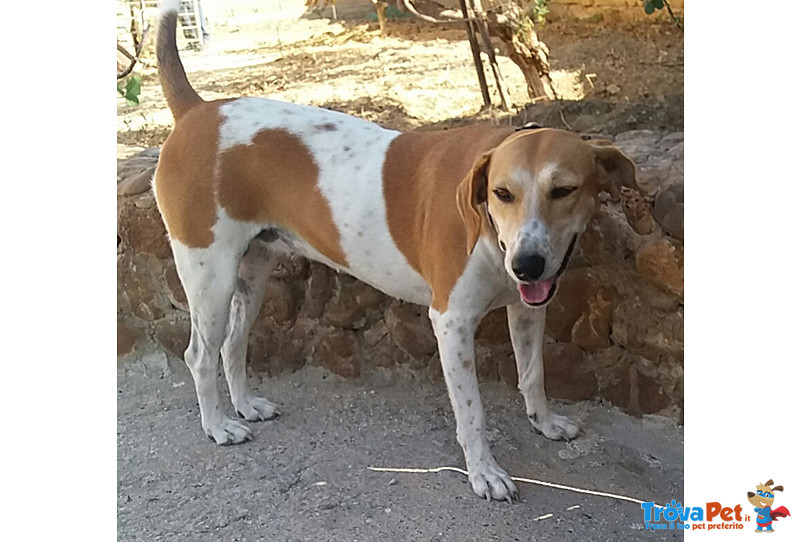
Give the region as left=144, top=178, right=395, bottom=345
left=367, top=465, right=660, bottom=506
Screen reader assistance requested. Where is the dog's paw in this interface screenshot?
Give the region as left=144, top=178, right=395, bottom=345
left=469, top=461, right=519, bottom=503
left=234, top=396, right=280, bottom=422
left=204, top=418, right=253, bottom=445
left=529, top=411, right=579, bottom=441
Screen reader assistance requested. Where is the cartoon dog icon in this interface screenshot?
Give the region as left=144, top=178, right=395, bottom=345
left=747, top=479, right=791, bottom=532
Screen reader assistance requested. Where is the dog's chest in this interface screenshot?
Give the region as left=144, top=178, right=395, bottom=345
left=220, top=98, right=431, bottom=305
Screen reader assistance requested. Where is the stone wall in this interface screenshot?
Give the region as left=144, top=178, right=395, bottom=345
left=117, top=129, right=683, bottom=419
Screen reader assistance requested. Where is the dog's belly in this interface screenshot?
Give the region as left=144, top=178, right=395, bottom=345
left=221, top=98, right=432, bottom=306
left=278, top=229, right=432, bottom=306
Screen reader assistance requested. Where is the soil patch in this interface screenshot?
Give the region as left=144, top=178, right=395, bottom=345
left=117, top=15, right=683, bottom=147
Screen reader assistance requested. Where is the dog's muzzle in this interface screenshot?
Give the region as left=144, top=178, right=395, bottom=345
left=516, top=235, right=577, bottom=306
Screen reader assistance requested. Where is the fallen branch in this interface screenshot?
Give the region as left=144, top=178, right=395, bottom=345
left=368, top=465, right=664, bottom=506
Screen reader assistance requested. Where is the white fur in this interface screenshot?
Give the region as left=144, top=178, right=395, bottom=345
left=428, top=238, right=520, bottom=501
left=159, top=0, right=182, bottom=14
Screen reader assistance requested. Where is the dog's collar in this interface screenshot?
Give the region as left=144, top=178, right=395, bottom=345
left=483, top=203, right=506, bottom=252
left=485, top=204, right=497, bottom=232
left=515, top=121, right=543, bottom=132
left=555, top=234, right=578, bottom=277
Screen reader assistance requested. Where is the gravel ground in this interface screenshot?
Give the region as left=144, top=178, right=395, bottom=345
left=118, top=350, right=683, bottom=541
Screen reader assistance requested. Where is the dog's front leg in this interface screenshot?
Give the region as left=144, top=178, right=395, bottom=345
left=429, top=308, right=518, bottom=502
left=506, top=302, right=578, bottom=440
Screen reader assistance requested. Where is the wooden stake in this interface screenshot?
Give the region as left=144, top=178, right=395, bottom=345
left=468, top=0, right=510, bottom=111
left=457, top=0, right=491, bottom=109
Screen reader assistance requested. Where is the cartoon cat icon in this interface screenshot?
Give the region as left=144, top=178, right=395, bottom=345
left=747, top=479, right=791, bottom=533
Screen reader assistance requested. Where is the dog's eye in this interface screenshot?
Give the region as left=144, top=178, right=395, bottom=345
left=550, top=186, right=579, bottom=199
left=493, top=188, right=515, bottom=203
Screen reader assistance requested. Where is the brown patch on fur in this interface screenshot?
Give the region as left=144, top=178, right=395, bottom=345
left=383, top=125, right=514, bottom=313
left=154, top=102, right=224, bottom=247
left=217, top=129, right=348, bottom=267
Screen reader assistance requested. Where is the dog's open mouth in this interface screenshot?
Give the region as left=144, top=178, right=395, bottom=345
left=517, top=235, right=577, bottom=306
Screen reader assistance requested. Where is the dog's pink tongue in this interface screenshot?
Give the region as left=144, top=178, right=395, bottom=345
left=518, top=279, right=554, bottom=304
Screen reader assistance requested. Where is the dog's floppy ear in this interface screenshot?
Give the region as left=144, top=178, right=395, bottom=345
left=456, top=151, right=492, bottom=254
left=589, top=140, right=638, bottom=201
left=773, top=485, right=784, bottom=492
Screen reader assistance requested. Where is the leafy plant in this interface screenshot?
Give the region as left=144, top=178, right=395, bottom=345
left=642, top=0, right=682, bottom=28
left=525, top=0, right=550, bottom=24
left=118, top=74, right=142, bottom=106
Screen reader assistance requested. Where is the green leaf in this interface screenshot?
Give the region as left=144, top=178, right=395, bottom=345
left=644, top=2, right=655, bottom=14
left=125, top=76, right=141, bottom=99
left=653, top=0, right=664, bottom=9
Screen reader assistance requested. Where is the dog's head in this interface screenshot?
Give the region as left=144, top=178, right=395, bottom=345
left=747, top=480, right=784, bottom=508
left=457, top=128, right=638, bottom=306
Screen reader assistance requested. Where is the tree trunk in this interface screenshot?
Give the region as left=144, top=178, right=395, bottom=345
left=484, top=7, right=557, bottom=101
left=398, top=0, right=557, bottom=102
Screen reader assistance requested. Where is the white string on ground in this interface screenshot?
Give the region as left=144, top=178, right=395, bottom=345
left=367, top=465, right=661, bottom=506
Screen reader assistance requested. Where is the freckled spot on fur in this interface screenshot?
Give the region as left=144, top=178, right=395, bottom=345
left=467, top=400, right=472, bottom=407
left=316, top=122, right=337, bottom=131
left=462, top=358, right=472, bottom=369
left=236, top=277, right=251, bottom=295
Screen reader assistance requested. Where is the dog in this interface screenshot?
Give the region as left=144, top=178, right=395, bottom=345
left=153, top=0, right=639, bottom=502
left=747, top=480, right=791, bottom=532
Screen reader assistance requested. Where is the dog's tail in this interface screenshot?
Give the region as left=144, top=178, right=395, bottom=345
left=157, top=0, right=204, bottom=120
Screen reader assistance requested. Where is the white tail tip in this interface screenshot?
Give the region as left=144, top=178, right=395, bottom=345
left=159, top=0, right=182, bottom=14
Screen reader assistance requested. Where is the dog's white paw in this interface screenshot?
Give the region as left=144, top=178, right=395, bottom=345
left=234, top=396, right=280, bottom=422
left=469, top=460, right=519, bottom=502
left=204, top=418, right=253, bottom=445
left=529, top=411, right=579, bottom=441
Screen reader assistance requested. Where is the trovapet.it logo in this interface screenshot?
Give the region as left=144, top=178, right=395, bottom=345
left=640, top=478, right=792, bottom=532
left=640, top=500, right=747, bottom=532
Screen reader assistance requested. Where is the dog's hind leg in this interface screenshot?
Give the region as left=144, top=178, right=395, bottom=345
left=172, top=233, right=255, bottom=445
left=221, top=239, right=280, bottom=422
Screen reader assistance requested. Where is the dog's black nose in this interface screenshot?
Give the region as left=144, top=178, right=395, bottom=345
left=512, top=253, right=546, bottom=281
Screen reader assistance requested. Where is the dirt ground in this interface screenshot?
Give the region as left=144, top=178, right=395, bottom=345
left=116, top=10, right=683, bottom=148
left=118, top=350, right=683, bottom=541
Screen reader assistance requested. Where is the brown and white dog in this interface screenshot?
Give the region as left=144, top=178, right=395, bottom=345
left=153, top=0, right=639, bottom=502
